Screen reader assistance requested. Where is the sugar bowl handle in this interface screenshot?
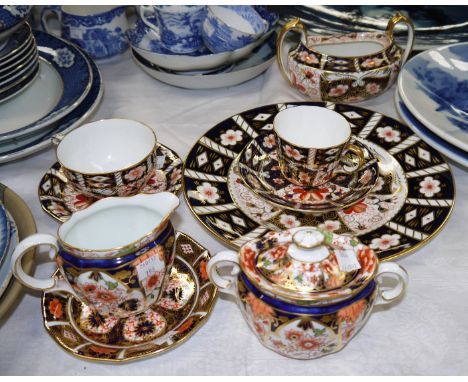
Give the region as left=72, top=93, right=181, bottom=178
left=207, top=250, right=240, bottom=297
left=386, top=12, right=415, bottom=65
left=374, top=262, right=408, bottom=305
left=11, top=233, right=76, bottom=295
left=40, top=5, right=62, bottom=35
left=276, top=18, right=308, bottom=84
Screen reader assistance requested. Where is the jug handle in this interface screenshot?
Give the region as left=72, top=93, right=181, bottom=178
left=386, top=12, right=415, bottom=65
left=374, top=262, right=408, bottom=306
left=276, top=18, right=308, bottom=85
left=207, top=250, right=240, bottom=298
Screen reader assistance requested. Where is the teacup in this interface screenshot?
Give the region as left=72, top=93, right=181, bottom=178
left=56, top=119, right=158, bottom=199
left=11, top=192, right=180, bottom=318
left=40, top=5, right=129, bottom=60
left=139, top=5, right=207, bottom=54
left=202, top=6, right=267, bottom=53
left=274, top=106, right=365, bottom=187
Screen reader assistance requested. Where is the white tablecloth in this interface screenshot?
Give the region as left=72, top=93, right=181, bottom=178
left=0, top=49, right=467, bottom=375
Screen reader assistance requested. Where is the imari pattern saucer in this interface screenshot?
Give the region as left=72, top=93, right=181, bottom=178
left=238, top=133, right=379, bottom=212
left=183, top=102, right=455, bottom=261
left=42, top=232, right=218, bottom=363
left=39, top=144, right=183, bottom=222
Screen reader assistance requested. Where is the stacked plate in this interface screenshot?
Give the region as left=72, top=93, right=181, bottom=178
left=126, top=6, right=278, bottom=89
left=396, top=42, right=468, bottom=168
left=0, top=23, right=39, bottom=103
left=0, top=29, right=103, bottom=164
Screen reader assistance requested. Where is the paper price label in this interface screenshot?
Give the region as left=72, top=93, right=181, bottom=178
left=335, top=249, right=361, bottom=272
left=135, top=253, right=165, bottom=296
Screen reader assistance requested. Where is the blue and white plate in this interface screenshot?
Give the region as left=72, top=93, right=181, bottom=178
left=0, top=5, right=32, bottom=41
left=0, top=202, right=10, bottom=269
left=0, top=29, right=93, bottom=143
left=395, top=89, right=468, bottom=168
left=398, top=42, right=468, bottom=153
left=0, top=22, right=31, bottom=64
left=0, top=209, right=18, bottom=299
left=0, top=39, right=103, bottom=163
left=132, top=31, right=276, bottom=90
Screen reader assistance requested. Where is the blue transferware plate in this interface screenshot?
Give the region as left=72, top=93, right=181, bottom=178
left=395, top=89, right=468, bottom=168
left=0, top=29, right=93, bottom=143
left=0, top=22, right=31, bottom=63
left=0, top=5, right=32, bottom=40
left=0, top=209, right=17, bottom=298
left=0, top=202, right=10, bottom=269
left=398, top=42, right=468, bottom=153
left=0, top=40, right=103, bottom=163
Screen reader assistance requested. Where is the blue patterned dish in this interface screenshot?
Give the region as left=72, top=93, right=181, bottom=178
left=0, top=33, right=103, bottom=163
left=395, top=89, right=468, bottom=168
left=0, top=209, right=17, bottom=298
left=0, top=203, right=10, bottom=269
left=202, top=5, right=268, bottom=53
left=0, top=5, right=32, bottom=40
left=0, top=22, right=31, bottom=64
left=0, top=30, right=93, bottom=143
left=398, top=42, right=468, bottom=153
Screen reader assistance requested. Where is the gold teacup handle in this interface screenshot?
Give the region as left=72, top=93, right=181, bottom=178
left=345, top=143, right=366, bottom=170
left=386, top=12, right=415, bottom=65
left=276, top=17, right=308, bottom=84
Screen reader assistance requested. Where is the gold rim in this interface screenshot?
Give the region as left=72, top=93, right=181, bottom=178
left=183, top=102, right=456, bottom=262
left=0, top=36, right=34, bottom=72
left=56, top=118, right=158, bottom=176
left=0, top=48, right=37, bottom=83
left=0, top=53, right=38, bottom=94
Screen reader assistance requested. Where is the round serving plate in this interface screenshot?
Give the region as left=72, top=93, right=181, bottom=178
left=395, top=89, right=468, bottom=168
left=0, top=29, right=93, bottom=144
left=42, top=232, right=218, bottom=363
left=0, top=183, right=36, bottom=321
left=183, top=102, right=456, bottom=261
left=0, top=44, right=103, bottom=163
left=131, top=32, right=275, bottom=90
left=398, top=42, right=468, bottom=153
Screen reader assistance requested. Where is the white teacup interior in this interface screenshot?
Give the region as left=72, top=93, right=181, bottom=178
left=62, top=5, right=120, bottom=16
left=274, top=106, right=350, bottom=149
left=210, top=6, right=255, bottom=34
left=57, top=119, right=156, bottom=173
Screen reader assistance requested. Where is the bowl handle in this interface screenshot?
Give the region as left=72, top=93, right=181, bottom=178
left=374, top=262, right=409, bottom=305
left=207, top=250, right=240, bottom=297
left=276, top=18, right=308, bottom=85
left=386, top=12, right=415, bottom=65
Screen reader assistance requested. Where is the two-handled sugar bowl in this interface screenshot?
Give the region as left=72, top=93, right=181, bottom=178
left=208, top=227, right=408, bottom=359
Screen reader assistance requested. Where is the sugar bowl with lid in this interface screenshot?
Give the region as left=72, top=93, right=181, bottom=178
left=277, top=12, right=415, bottom=103
left=208, top=227, right=408, bottom=359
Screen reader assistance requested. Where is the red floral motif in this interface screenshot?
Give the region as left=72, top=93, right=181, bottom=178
left=337, top=299, right=367, bottom=323
left=49, top=298, right=63, bottom=319
left=95, top=290, right=118, bottom=303
left=291, top=72, right=307, bottom=93
left=328, top=84, right=349, bottom=97
left=81, top=284, right=97, bottom=294
left=199, top=260, right=208, bottom=281
left=72, top=193, right=93, bottom=209
left=254, top=321, right=266, bottom=335
left=357, top=246, right=376, bottom=273
left=89, top=345, right=117, bottom=354
left=146, top=273, right=162, bottom=290
left=269, top=245, right=288, bottom=260
left=343, top=200, right=367, bottom=214
left=245, top=292, right=274, bottom=321
left=298, top=337, right=321, bottom=350
left=240, top=247, right=257, bottom=274
left=292, top=187, right=328, bottom=201
left=285, top=329, right=303, bottom=342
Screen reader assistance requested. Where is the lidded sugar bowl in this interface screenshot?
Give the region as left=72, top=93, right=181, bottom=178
left=276, top=12, right=415, bottom=103
left=208, top=227, right=408, bottom=359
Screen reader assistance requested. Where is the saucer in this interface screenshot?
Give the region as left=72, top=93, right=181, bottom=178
left=238, top=133, right=379, bottom=212
left=39, top=143, right=183, bottom=222
left=183, top=102, right=455, bottom=261
left=131, top=32, right=275, bottom=90
left=42, top=231, right=218, bottom=362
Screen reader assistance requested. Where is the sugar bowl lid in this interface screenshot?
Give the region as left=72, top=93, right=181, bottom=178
left=239, top=227, right=378, bottom=305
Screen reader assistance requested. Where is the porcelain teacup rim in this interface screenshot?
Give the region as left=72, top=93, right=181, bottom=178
left=154, top=5, right=206, bottom=13
left=56, top=118, right=157, bottom=175
left=207, top=5, right=267, bottom=36
left=57, top=192, right=180, bottom=255
left=273, top=106, right=352, bottom=150
left=59, top=5, right=126, bottom=17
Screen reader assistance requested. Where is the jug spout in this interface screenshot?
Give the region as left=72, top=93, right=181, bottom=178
left=140, top=191, right=180, bottom=224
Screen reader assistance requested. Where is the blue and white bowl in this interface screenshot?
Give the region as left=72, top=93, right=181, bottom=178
left=202, top=5, right=268, bottom=53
